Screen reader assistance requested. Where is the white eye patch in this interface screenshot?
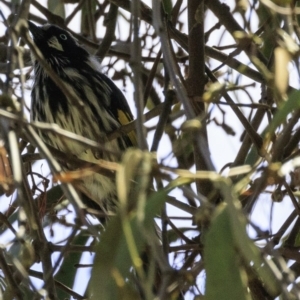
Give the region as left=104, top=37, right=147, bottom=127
left=47, top=36, right=63, bottom=51
left=60, top=34, right=67, bottom=40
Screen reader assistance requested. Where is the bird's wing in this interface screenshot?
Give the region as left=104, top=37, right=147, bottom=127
left=99, top=73, right=137, bottom=147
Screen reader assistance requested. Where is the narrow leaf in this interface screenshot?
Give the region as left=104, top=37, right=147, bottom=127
left=205, top=204, right=249, bottom=300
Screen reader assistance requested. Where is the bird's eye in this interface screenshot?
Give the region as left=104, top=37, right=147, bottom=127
left=60, top=34, right=67, bottom=40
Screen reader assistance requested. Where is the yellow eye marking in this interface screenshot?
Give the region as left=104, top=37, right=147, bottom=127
left=117, top=109, right=137, bottom=146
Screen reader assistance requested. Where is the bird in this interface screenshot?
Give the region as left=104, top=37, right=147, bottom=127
left=27, top=22, right=169, bottom=300
left=28, top=21, right=136, bottom=215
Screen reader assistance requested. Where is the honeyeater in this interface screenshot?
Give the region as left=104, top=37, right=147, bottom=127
left=28, top=21, right=136, bottom=214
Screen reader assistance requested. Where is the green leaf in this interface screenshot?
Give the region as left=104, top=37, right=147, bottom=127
left=205, top=204, right=250, bottom=300
left=217, top=179, right=280, bottom=297
left=55, top=232, right=91, bottom=299
left=162, top=0, right=173, bottom=15
left=266, top=90, right=300, bottom=135
left=89, top=190, right=167, bottom=300
left=165, top=177, right=194, bottom=191
left=45, top=185, right=64, bottom=209
left=245, top=90, right=300, bottom=165
left=256, top=3, right=281, bottom=59
left=294, top=231, right=300, bottom=247
left=244, top=145, right=260, bottom=166
left=19, top=284, right=35, bottom=300
left=47, top=0, right=65, bottom=19
left=90, top=215, right=141, bottom=299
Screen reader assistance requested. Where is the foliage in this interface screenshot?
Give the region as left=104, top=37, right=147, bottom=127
left=0, top=0, right=300, bottom=299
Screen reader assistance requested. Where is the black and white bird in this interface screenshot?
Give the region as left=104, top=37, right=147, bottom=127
left=28, top=21, right=136, bottom=213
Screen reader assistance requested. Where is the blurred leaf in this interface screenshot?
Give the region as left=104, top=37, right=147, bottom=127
left=7, top=241, right=21, bottom=264
left=227, top=165, right=252, bottom=177
left=167, top=227, right=195, bottom=244
left=172, top=131, right=195, bottom=169
left=246, top=91, right=300, bottom=165
left=45, top=185, right=64, bottom=207
left=162, top=0, right=173, bottom=15
left=244, top=145, right=261, bottom=166
left=19, top=285, right=35, bottom=300
left=55, top=232, right=91, bottom=299
left=267, top=90, right=300, bottom=135
left=203, top=82, right=225, bottom=103
left=293, top=231, right=300, bottom=247
left=277, top=29, right=299, bottom=55
left=116, top=149, right=145, bottom=209
left=81, top=0, right=97, bottom=35
left=89, top=214, right=139, bottom=300
left=90, top=190, right=167, bottom=300
left=181, top=119, right=202, bottom=132
left=165, top=177, right=194, bottom=191
left=217, top=179, right=280, bottom=297
left=256, top=3, right=280, bottom=59
left=116, top=149, right=155, bottom=228
left=296, top=1, right=300, bottom=25
left=234, top=0, right=248, bottom=13
left=274, top=47, right=290, bottom=97
left=47, top=0, right=65, bottom=18
left=18, top=241, right=35, bottom=270
left=143, top=190, right=168, bottom=225
left=271, top=0, right=292, bottom=5
left=205, top=204, right=250, bottom=300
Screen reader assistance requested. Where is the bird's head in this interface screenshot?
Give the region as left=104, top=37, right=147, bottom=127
left=28, top=21, right=89, bottom=67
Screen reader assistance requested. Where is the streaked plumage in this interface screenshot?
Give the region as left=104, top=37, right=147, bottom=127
left=28, top=22, right=136, bottom=213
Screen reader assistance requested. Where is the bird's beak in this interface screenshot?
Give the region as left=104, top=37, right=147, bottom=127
left=28, top=21, right=43, bottom=41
